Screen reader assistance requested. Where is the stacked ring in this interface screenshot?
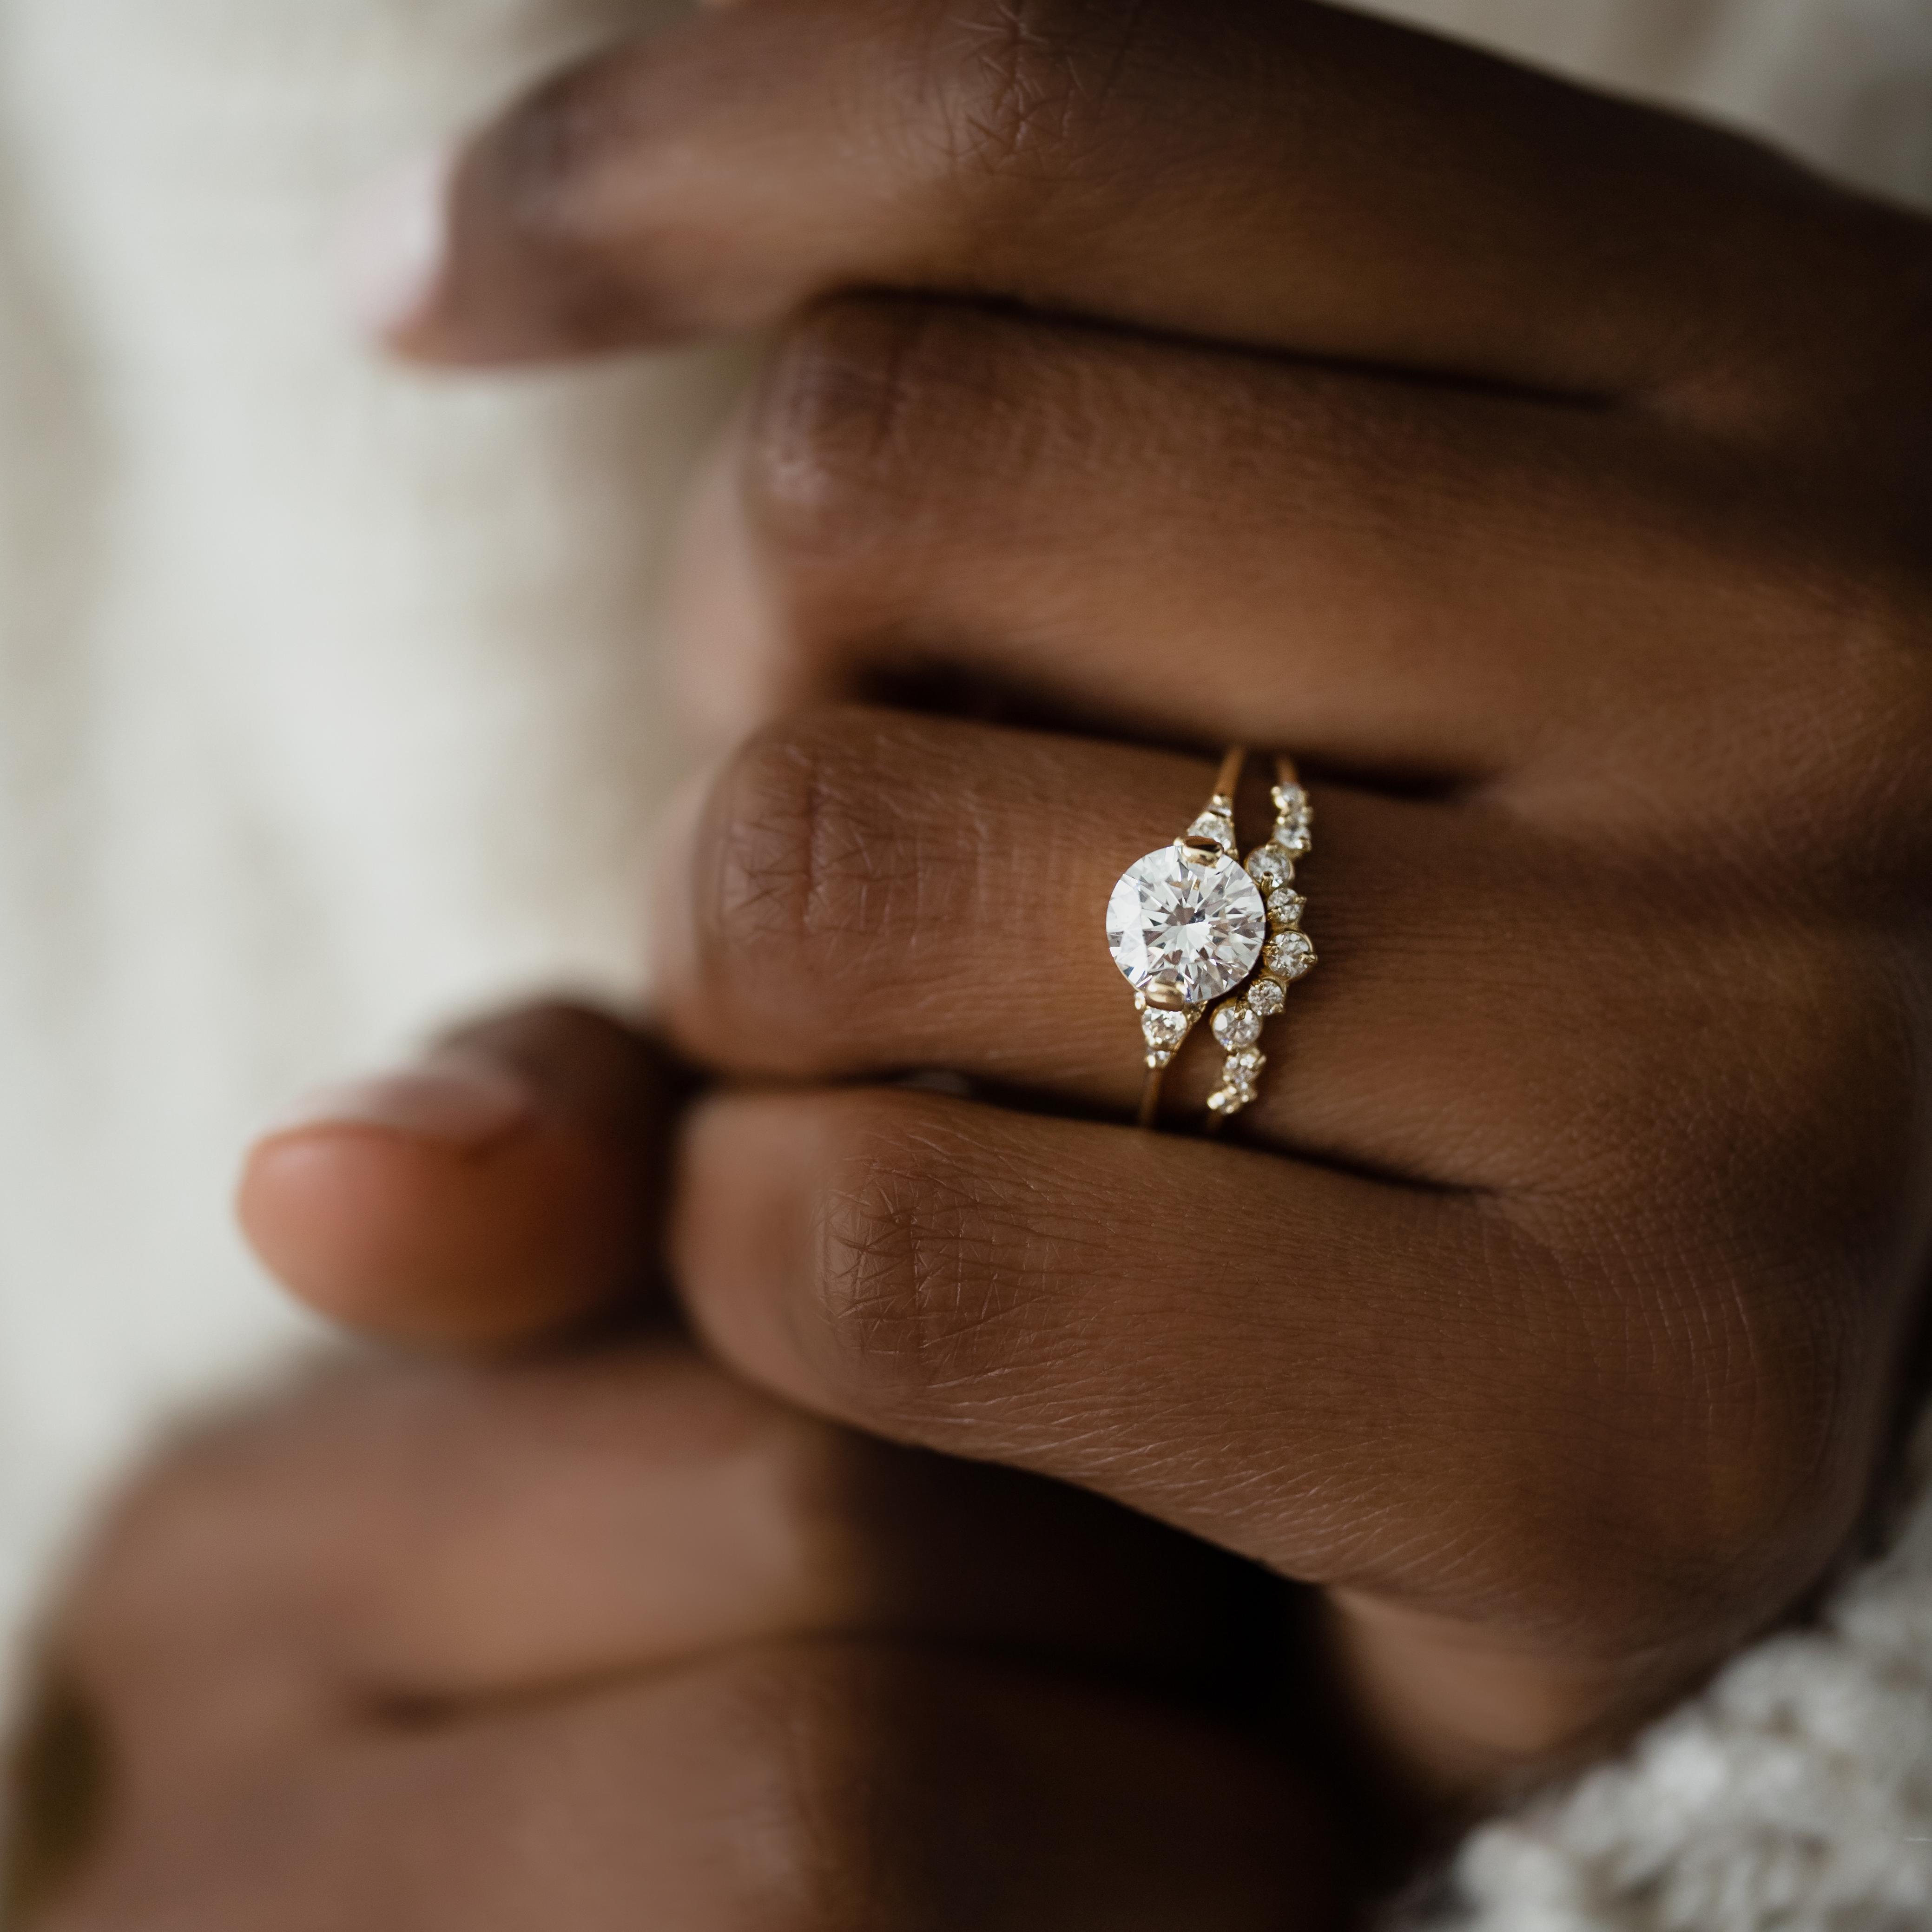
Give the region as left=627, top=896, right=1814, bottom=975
left=1104, top=747, right=1317, bottom=1130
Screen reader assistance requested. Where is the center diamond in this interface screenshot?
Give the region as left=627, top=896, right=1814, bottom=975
left=1106, top=845, right=1266, bottom=1008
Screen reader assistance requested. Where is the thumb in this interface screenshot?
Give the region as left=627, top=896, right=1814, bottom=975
left=238, top=1002, right=684, bottom=1351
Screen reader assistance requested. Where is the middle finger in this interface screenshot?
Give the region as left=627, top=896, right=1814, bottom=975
left=680, top=295, right=1815, bottom=797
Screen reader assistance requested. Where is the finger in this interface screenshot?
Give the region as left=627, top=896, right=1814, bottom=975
left=653, top=705, right=1863, bottom=1198
left=59, top=1644, right=1333, bottom=1932
left=673, top=1085, right=1863, bottom=1657
left=648, top=706, right=1388, bottom=1158
left=238, top=1002, right=681, bottom=1350
left=374, top=0, right=1902, bottom=399
left=678, top=296, right=1912, bottom=802
left=59, top=1343, right=1265, bottom=1780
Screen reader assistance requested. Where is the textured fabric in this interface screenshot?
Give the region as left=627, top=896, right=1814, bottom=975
left=1432, top=1411, right=1932, bottom=1929
left=0, top=1, right=1926, bottom=1922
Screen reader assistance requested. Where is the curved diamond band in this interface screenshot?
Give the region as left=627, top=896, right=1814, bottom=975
left=1105, top=747, right=1317, bottom=1130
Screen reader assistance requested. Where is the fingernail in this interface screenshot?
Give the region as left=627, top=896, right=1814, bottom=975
left=340, top=149, right=452, bottom=338
left=262, top=1056, right=533, bottom=1150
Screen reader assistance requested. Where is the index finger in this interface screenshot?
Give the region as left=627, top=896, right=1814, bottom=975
left=369, top=0, right=1910, bottom=398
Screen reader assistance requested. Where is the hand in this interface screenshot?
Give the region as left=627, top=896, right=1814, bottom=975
left=361, top=0, right=1932, bottom=1802
left=17, top=1010, right=1332, bottom=1928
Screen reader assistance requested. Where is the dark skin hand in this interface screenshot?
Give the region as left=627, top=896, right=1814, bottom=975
left=19, top=0, right=1932, bottom=1923
left=378, top=0, right=1932, bottom=1795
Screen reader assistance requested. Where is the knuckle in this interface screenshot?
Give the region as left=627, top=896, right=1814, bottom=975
left=922, top=0, right=1156, bottom=189
left=808, top=1100, right=1024, bottom=1430
left=745, top=298, right=965, bottom=570
left=692, top=715, right=922, bottom=1033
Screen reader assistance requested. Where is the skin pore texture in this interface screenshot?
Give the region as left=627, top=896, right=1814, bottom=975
left=17, top=1, right=1932, bottom=1924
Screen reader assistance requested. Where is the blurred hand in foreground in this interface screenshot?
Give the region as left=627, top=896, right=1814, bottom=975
left=14, top=1020, right=1336, bottom=1930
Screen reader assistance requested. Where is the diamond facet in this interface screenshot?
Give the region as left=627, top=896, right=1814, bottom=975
left=1246, top=976, right=1286, bottom=1016
left=1141, top=1007, right=1191, bottom=1049
left=1140, top=1007, right=1192, bottom=1064
left=1246, top=845, right=1295, bottom=889
left=1108, top=847, right=1266, bottom=1008
left=1264, top=930, right=1317, bottom=978
left=1267, top=889, right=1305, bottom=926
left=1212, top=1002, right=1262, bottom=1049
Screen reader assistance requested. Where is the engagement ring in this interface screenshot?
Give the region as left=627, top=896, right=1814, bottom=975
left=1105, top=748, right=1316, bottom=1129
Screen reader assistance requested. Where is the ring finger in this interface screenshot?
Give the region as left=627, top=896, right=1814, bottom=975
left=651, top=706, right=1817, bottom=1196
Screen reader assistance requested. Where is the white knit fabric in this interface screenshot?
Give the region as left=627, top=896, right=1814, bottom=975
left=0, top=1, right=1926, bottom=1923
left=1433, top=1409, right=1932, bottom=1929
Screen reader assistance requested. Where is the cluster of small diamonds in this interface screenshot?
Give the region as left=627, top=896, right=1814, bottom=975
left=1206, top=782, right=1317, bottom=1119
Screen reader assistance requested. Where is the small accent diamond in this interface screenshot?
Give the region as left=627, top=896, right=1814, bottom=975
left=1141, top=1007, right=1191, bottom=1048
left=1265, top=931, right=1317, bottom=978
left=1186, top=810, right=1236, bottom=853
left=1139, top=1005, right=1190, bottom=1068
left=1246, top=976, right=1286, bottom=1016
left=1211, top=1002, right=1262, bottom=1049
left=1271, top=785, right=1314, bottom=857
left=1246, top=845, right=1295, bottom=889
left=1266, top=889, right=1305, bottom=926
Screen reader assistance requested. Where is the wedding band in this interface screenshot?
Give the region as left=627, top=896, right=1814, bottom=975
left=1105, top=747, right=1317, bottom=1130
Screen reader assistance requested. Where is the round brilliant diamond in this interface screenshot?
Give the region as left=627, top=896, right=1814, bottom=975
left=1246, top=846, right=1294, bottom=889
left=1246, top=976, right=1286, bottom=1016
left=1212, top=1002, right=1263, bottom=1048
left=1108, top=847, right=1266, bottom=1008
left=1264, top=930, right=1316, bottom=978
